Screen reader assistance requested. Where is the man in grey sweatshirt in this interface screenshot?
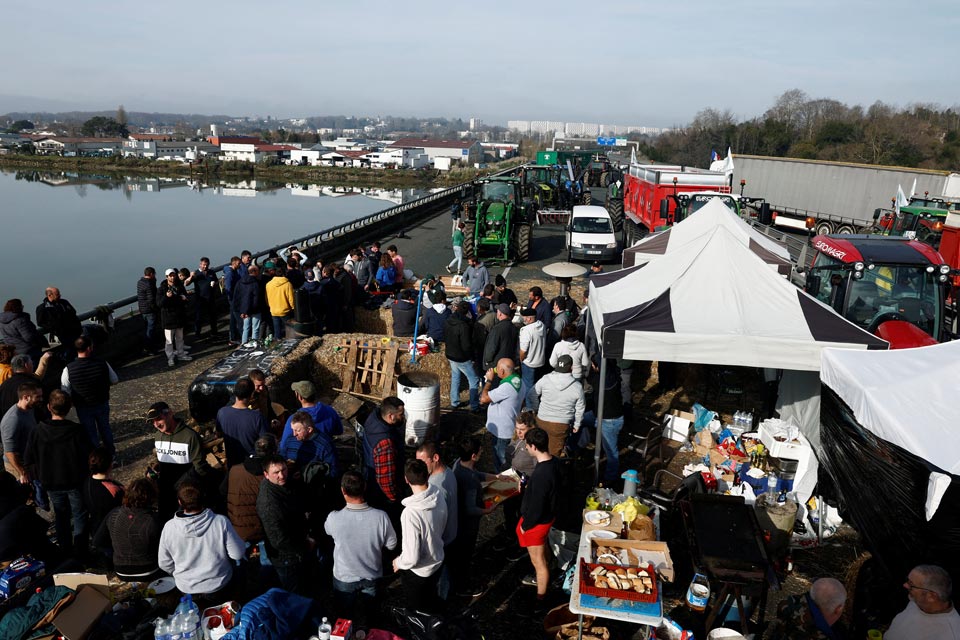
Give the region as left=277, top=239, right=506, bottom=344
left=533, top=354, right=586, bottom=456
left=392, top=459, right=447, bottom=613
left=325, top=470, right=397, bottom=625
left=157, top=482, right=245, bottom=598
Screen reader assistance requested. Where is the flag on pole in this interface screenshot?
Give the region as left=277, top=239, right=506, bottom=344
left=721, top=147, right=734, bottom=174
left=710, top=149, right=718, bottom=162
left=909, top=178, right=917, bottom=200
left=630, top=147, right=637, bottom=165
left=895, top=184, right=909, bottom=215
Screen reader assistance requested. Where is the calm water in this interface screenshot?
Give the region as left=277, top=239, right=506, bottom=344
left=0, top=169, right=429, bottom=314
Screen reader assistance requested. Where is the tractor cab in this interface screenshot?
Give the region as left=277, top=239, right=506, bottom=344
left=463, top=177, right=534, bottom=263
left=802, top=234, right=951, bottom=348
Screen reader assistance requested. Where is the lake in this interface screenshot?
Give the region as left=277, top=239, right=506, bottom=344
left=0, top=169, right=429, bottom=314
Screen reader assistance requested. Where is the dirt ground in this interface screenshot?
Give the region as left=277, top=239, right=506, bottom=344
left=94, top=328, right=871, bottom=640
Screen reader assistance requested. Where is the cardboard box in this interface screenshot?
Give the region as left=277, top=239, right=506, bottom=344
left=53, top=572, right=111, bottom=598
left=662, top=410, right=694, bottom=443
left=332, top=618, right=353, bottom=640
left=693, top=429, right=715, bottom=456
left=0, top=557, right=46, bottom=599
left=53, top=584, right=112, bottom=640
left=589, top=538, right=675, bottom=583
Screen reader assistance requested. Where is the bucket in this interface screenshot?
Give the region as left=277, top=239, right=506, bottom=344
left=621, top=470, right=639, bottom=498
left=397, top=372, right=440, bottom=446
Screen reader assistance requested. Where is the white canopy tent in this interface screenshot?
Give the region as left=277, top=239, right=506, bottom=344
left=622, top=197, right=793, bottom=276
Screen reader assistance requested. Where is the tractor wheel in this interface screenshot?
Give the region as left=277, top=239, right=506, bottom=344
left=607, top=196, right=624, bottom=232
left=600, top=171, right=609, bottom=188
left=462, top=223, right=476, bottom=259
left=582, top=190, right=592, bottom=206
left=516, top=224, right=532, bottom=262
left=815, top=220, right=833, bottom=236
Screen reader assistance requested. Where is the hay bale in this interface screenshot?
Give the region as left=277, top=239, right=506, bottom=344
left=266, top=336, right=322, bottom=409
left=355, top=306, right=393, bottom=335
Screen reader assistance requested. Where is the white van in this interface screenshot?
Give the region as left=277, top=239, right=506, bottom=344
left=566, top=205, right=619, bottom=262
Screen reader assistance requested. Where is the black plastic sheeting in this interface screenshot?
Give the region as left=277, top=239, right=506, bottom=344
left=187, top=338, right=302, bottom=423
left=818, top=383, right=960, bottom=584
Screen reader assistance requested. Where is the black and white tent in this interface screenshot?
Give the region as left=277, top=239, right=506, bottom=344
left=622, top=198, right=793, bottom=276
left=590, top=223, right=887, bottom=371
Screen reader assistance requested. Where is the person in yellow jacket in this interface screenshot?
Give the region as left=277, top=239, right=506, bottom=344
left=265, top=268, right=295, bottom=339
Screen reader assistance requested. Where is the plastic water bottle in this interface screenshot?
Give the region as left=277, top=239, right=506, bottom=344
left=767, top=472, right=778, bottom=495
left=318, top=617, right=332, bottom=640
left=167, top=613, right=183, bottom=640
left=154, top=618, right=168, bottom=640
left=182, top=611, right=200, bottom=640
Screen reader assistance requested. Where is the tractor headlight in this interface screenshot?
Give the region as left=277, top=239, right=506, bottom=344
left=940, top=264, right=950, bottom=275
left=939, top=274, right=949, bottom=283
left=926, top=265, right=935, bottom=273
left=854, top=262, right=865, bottom=272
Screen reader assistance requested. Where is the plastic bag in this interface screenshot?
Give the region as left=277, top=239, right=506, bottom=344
left=692, top=403, right=717, bottom=432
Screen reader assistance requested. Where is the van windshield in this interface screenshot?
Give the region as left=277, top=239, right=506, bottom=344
left=573, top=217, right=612, bottom=233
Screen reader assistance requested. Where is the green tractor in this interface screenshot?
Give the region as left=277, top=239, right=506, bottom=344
left=519, top=164, right=563, bottom=210
left=463, top=177, right=535, bottom=263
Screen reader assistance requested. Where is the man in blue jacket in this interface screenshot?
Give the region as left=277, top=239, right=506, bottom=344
left=233, top=265, right=261, bottom=345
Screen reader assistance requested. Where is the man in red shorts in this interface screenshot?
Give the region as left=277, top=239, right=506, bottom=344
left=516, top=427, right=561, bottom=601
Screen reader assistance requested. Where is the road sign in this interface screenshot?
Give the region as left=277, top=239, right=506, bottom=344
left=597, top=137, right=615, bottom=146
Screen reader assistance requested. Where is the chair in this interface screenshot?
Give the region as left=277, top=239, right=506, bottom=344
left=624, top=417, right=664, bottom=480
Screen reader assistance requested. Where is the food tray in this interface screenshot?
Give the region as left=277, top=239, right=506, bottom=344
left=579, top=560, right=658, bottom=603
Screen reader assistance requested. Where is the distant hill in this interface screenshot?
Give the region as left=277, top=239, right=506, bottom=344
left=1, top=109, right=237, bottom=129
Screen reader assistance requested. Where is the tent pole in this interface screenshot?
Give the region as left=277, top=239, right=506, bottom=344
left=593, top=357, right=608, bottom=487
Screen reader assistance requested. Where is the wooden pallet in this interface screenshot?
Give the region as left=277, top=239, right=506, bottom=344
left=335, top=339, right=400, bottom=399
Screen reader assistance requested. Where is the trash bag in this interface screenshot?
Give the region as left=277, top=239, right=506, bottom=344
left=692, top=403, right=717, bottom=432
left=388, top=607, right=483, bottom=640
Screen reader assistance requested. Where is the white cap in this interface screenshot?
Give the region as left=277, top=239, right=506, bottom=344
left=164, top=268, right=176, bottom=276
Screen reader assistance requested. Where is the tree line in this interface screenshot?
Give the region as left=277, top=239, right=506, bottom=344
left=637, top=89, right=960, bottom=171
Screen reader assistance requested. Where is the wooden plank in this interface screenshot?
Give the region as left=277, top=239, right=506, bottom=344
left=381, top=343, right=399, bottom=396
left=340, top=340, right=356, bottom=392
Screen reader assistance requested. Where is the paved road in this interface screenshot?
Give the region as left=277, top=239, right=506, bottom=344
left=382, top=185, right=622, bottom=288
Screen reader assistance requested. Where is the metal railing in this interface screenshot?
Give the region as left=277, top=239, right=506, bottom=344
left=744, top=218, right=813, bottom=266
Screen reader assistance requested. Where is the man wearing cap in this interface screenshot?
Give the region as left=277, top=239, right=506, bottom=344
left=494, top=275, right=518, bottom=309
left=588, top=261, right=604, bottom=277
left=482, top=303, right=518, bottom=371
left=533, top=354, right=585, bottom=456
left=480, top=358, right=522, bottom=472
left=158, top=268, right=191, bottom=367
left=279, top=381, right=342, bottom=453
left=518, top=307, right=545, bottom=407
left=215, top=377, right=268, bottom=467
left=147, top=401, right=212, bottom=517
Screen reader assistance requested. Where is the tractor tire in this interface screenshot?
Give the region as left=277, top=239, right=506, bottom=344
left=516, top=223, right=532, bottom=262
left=582, top=190, right=592, bottom=206
left=607, top=196, right=624, bottom=232
left=462, top=223, right=476, bottom=259
left=600, top=171, right=609, bottom=188
left=815, top=220, right=833, bottom=236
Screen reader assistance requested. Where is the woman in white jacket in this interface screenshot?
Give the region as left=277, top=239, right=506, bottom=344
left=549, top=324, right=591, bottom=380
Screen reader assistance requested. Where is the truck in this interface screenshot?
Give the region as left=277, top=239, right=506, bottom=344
left=798, top=234, right=952, bottom=348
left=621, top=163, right=735, bottom=246
left=462, top=176, right=535, bottom=263
left=732, top=155, right=960, bottom=236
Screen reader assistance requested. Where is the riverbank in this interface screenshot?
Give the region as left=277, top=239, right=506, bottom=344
left=0, top=153, right=523, bottom=187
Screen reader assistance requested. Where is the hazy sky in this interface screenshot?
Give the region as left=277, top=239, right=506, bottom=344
left=4, top=0, right=958, bottom=127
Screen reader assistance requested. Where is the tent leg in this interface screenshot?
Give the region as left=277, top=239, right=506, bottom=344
left=592, top=358, right=608, bottom=487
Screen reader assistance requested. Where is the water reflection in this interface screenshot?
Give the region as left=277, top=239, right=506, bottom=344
left=11, top=169, right=430, bottom=204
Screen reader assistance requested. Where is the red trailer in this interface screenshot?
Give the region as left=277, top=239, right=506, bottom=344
left=622, top=163, right=731, bottom=245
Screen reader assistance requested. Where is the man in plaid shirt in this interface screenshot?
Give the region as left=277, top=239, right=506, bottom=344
left=362, top=397, right=406, bottom=519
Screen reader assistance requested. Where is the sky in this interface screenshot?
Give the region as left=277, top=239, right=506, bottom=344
left=3, top=0, right=958, bottom=128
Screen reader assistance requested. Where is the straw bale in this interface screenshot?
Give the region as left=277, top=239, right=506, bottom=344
left=355, top=306, right=394, bottom=335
